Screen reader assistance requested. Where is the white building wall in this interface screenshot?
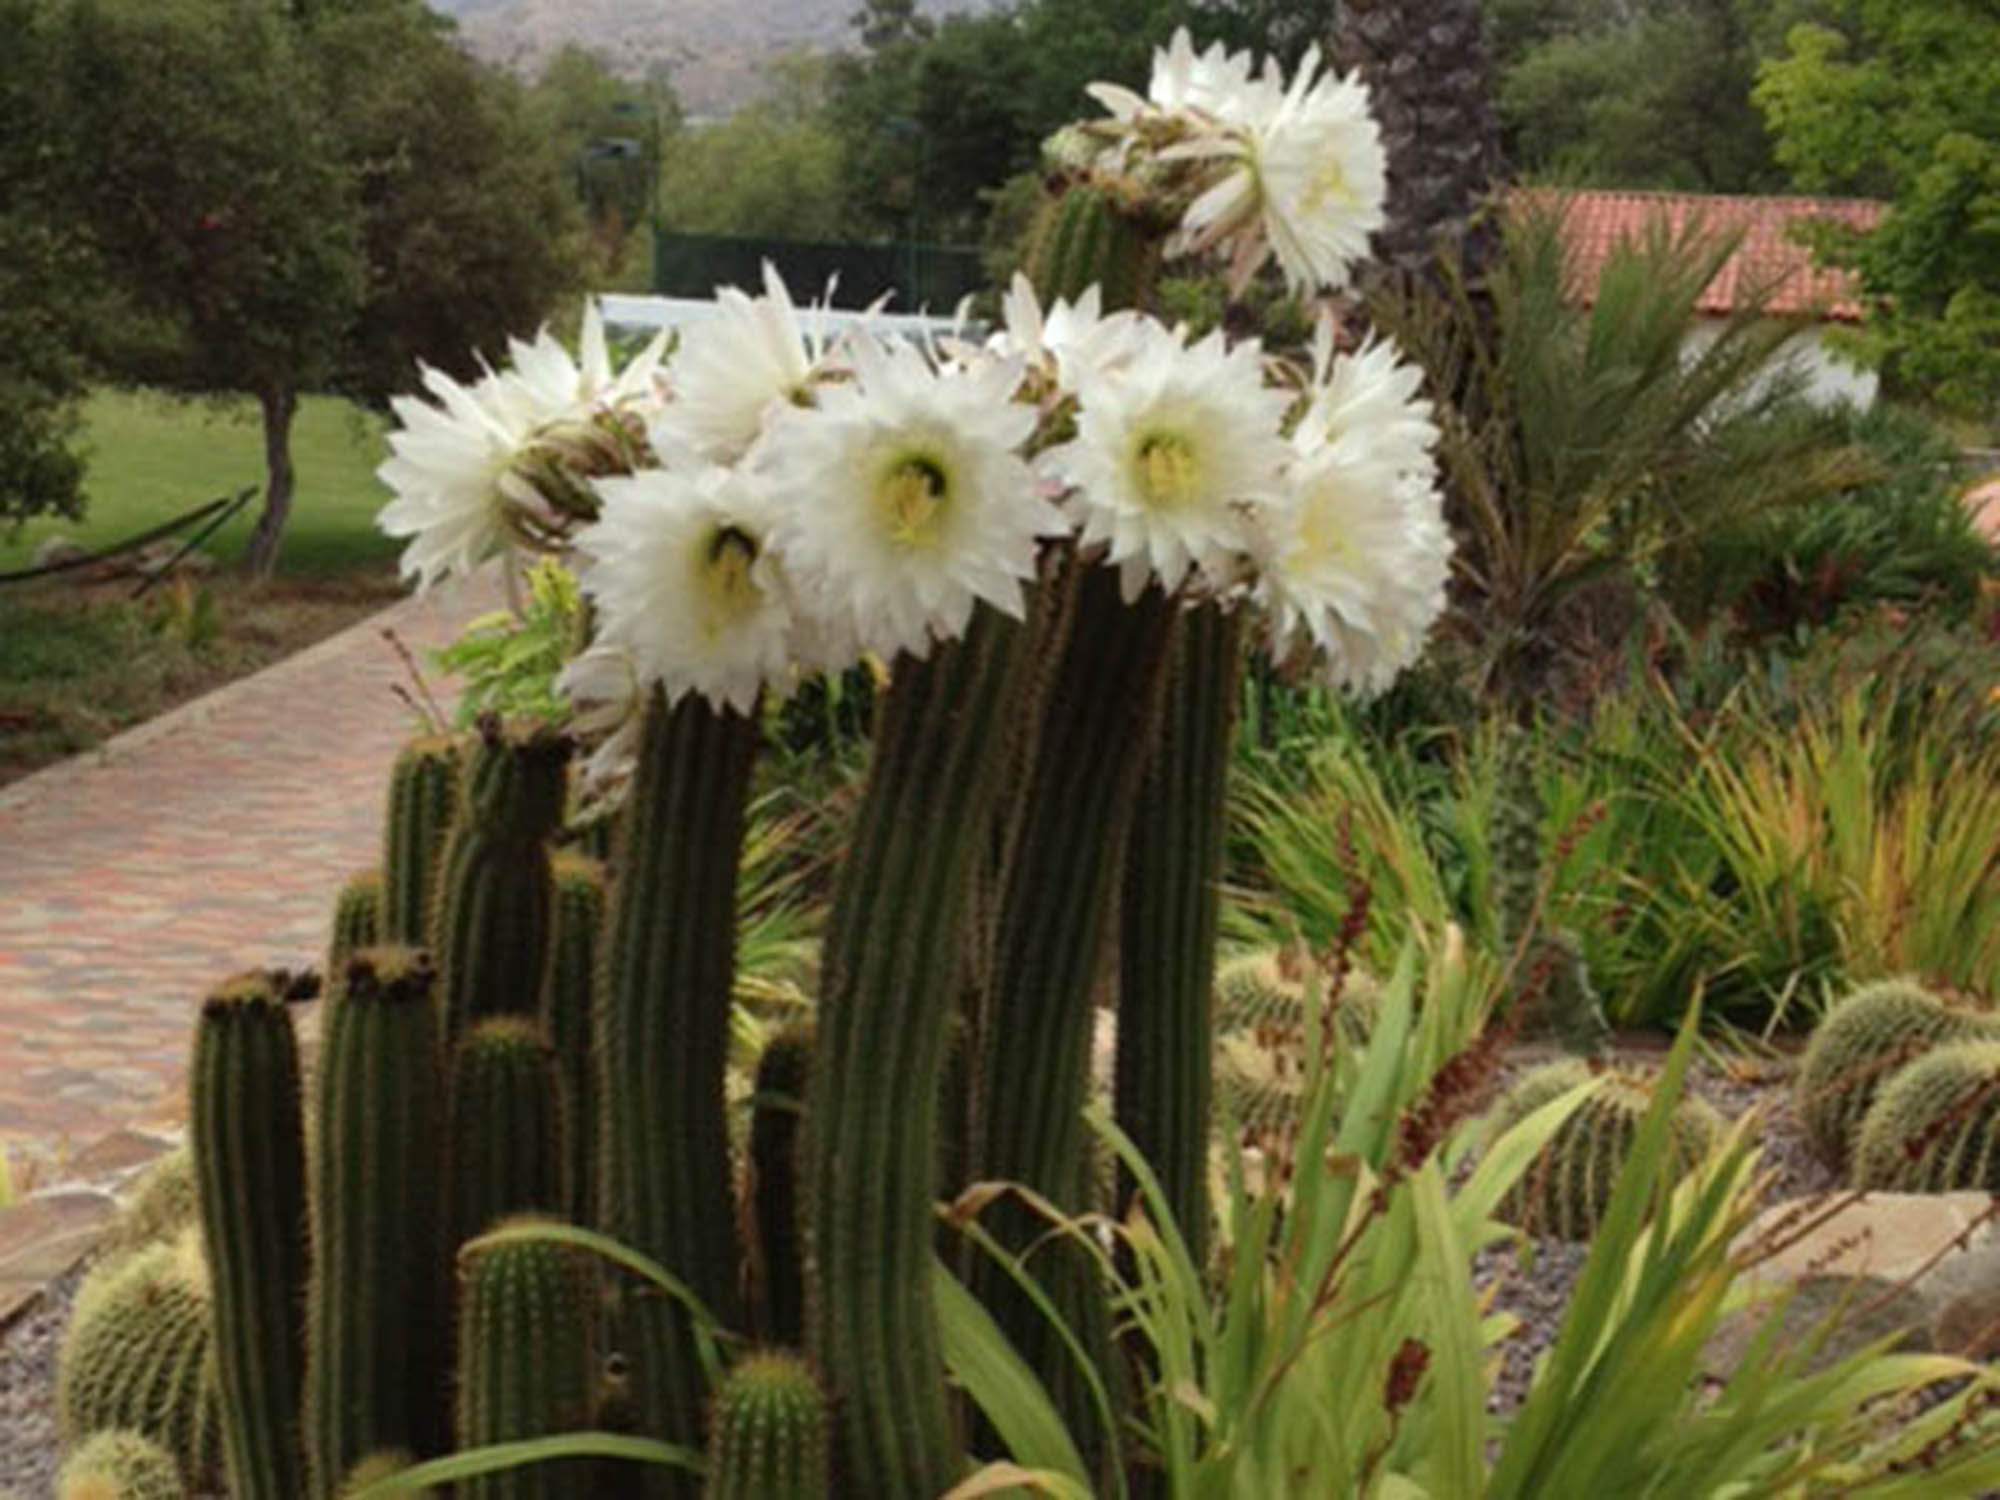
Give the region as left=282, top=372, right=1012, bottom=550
left=1682, top=315, right=1879, bottom=411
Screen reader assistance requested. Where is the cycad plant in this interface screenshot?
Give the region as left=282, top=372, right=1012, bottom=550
left=1373, top=194, right=1872, bottom=706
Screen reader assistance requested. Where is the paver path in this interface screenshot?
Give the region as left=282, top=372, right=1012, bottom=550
left=0, top=569, right=499, bottom=1167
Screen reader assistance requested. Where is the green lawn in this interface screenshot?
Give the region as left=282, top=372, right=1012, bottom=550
left=0, top=387, right=400, bottom=577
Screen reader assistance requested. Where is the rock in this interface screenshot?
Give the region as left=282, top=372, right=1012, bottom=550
left=132, top=540, right=215, bottom=579
left=30, top=534, right=86, bottom=571
left=1705, top=1191, right=2000, bottom=1375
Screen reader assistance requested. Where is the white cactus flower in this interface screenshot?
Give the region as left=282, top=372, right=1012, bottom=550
left=657, top=261, right=837, bottom=464
left=1043, top=318, right=1290, bottom=601
left=761, top=336, right=1062, bottom=664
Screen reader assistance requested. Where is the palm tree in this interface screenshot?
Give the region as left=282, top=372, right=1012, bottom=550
left=1331, top=0, right=1506, bottom=285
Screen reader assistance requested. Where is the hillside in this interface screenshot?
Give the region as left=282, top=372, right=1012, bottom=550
left=427, top=0, right=991, bottom=116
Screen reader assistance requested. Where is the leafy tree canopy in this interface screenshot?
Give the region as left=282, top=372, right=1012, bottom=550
left=1756, top=0, right=2000, bottom=415
left=1496, top=0, right=1818, bottom=194
left=658, top=55, right=852, bottom=241
left=0, top=0, right=94, bottom=529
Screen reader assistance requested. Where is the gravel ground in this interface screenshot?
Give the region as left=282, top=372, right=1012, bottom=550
left=0, top=1266, right=81, bottom=1500
left=0, top=1051, right=1833, bottom=1492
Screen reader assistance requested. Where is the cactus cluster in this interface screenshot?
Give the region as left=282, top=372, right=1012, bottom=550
left=1794, top=978, right=1999, bottom=1169
left=134, top=145, right=1377, bottom=1500
left=56, top=1430, right=182, bottom=1500
left=704, top=1352, right=828, bottom=1500
left=1494, top=1061, right=1719, bottom=1241
left=1854, top=1040, right=2000, bottom=1193
left=56, top=1231, right=223, bottom=1487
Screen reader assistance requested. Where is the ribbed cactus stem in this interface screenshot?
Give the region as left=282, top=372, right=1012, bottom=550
left=1025, top=181, right=1164, bottom=310
left=447, top=1016, right=568, bottom=1253
left=1115, top=603, right=1242, bottom=1259
left=191, top=971, right=310, bottom=1500
left=747, top=1023, right=813, bottom=1346
left=704, top=1351, right=828, bottom=1500
left=596, top=688, right=760, bottom=1495
left=970, top=563, right=1176, bottom=1452
left=433, top=719, right=570, bottom=1039
left=1854, top=1040, right=2000, bottom=1192
left=544, top=853, right=607, bottom=1226
left=305, top=947, right=448, bottom=1494
left=454, top=1221, right=599, bottom=1500
left=809, top=607, right=1034, bottom=1496
left=328, top=869, right=382, bottom=973
left=381, top=734, right=462, bottom=946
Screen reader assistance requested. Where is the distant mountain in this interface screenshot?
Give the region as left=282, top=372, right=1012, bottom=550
left=425, top=0, right=992, bottom=116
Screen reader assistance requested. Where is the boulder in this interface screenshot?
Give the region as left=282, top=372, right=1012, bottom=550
left=1704, top=1191, right=2000, bottom=1375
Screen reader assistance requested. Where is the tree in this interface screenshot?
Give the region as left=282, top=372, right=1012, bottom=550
left=54, top=0, right=580, bottom=575
left=659, top=56, right=851, bottom=241
left=1756, top=0, right=2000, bottom=416
left=1331, top=0, right=1506, bottom=283
left=531, top=44, right=677, bottom=271
left=59, top=0, right=365, bottom=574
left=1497, top=0, right=1807, bottom=194
left=0, top=0, right=93, bottom=530
left=311, top=3, right=583, bottom=405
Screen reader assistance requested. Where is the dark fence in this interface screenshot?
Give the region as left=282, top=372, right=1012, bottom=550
left=651, top=230, right=988, bottom=313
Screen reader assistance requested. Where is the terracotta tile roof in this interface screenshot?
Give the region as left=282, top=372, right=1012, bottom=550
left=1511, top=188, right=1886, bottom=322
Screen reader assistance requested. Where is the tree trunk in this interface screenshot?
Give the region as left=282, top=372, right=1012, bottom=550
left=246, top=384, right=297, bottom=579
left=1331, top=0, right=1506, bottom=287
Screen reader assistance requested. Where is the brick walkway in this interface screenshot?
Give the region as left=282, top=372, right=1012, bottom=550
left=0, top=570, right=499, bottom=1170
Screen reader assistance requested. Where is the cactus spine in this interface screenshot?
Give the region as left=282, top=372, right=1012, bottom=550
left=1854, top=1040, right=2000, bottom=1193
left=1495, top=1061, right=1719, bottom=1240
left=57, top=1430, right=183, bottom=1500
left=190, top=971, right=310, bottom=1500
left=704, top=1352, right=828, bottom=1500
left=453, top=1221, right=599, bottom=1500
left=305, top=948, right=448, bottom=1494
left=56, top=1232, right=223, bottom=1486
left=1796, top=978, right=1997, bottom=1170
left=809, top=607, right=1035, bottom=1495
left=544, top=852, right=606, bottom=1225
left=1116, top=603, right=1241, bottom=1257
left=746, top=1023, right=813, bottom=1346
left=596, top=689, right=759, bottom=1494
left=381, top=735, right=462, bottom=946
left=448, top=1016, right=568, bottom=1251
left=328, top=870, right=382, bottom=973
left=433, top=719, right=570, bottom=1038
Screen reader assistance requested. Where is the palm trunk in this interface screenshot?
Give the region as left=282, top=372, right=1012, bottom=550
left=245, top=384, right=297, bottom=578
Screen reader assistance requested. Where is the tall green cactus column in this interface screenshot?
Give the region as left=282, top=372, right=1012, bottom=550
left=433, top=719, right=570, bottom=1038
left=305, top=948, right=449, bottom=1495
left=190, top=971, right=310, bottom=1500
left=595, top=688, right=760, bottom=1496
left=963, top=177, right=1178, bottom=1458
left=968, top=563, right=1176, bottom=1453
left=1114, top=602, right=1243, bottom=1264
left=808, top=607, right=1036, bottom=1497
left=381, top=735, right=463, bottom=947
left=544, top=852, right=607, bottom=1226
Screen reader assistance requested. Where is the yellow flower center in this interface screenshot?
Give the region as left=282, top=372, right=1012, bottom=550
left=1301, top=158, right=1355, bottom=217
left=1134, top=431, right=1202, bottom=510
left=1290, top=489, right=1355, bottom=571
left=879, top=455, right=950, bottom=548
left=697, top=525, right=762, bottom=639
